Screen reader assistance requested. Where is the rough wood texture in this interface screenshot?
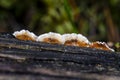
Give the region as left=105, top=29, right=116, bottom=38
left=0, top=33, right=120, bottom=80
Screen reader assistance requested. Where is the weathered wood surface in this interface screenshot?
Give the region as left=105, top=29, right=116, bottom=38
left=0, top=33, right=120, bottom=80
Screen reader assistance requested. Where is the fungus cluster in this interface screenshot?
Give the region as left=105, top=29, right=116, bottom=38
left=13, top=30, right=114, bottom=51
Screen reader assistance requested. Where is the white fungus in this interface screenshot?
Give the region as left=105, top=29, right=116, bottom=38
left=62, top=33, right=90, bottom=43
left=13, top=30, right=114, bottom=52
left=37, top=32, right=64, bottom=44
left=62, top=33, right=90, bottom=47
left=13, top=29, right=37, bottom=41
left=90, top=41, right=114, bottom=52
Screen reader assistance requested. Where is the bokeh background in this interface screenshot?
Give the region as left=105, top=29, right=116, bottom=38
left=0, top=0, right=119, bottom=51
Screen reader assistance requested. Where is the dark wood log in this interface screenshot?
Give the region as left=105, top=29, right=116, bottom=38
left=0, top=33, right=120, bottom=80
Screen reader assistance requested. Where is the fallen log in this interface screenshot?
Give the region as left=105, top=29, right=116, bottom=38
left=0, top=33, right=120, bottom=80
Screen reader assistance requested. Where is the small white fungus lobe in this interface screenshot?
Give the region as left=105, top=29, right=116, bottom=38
left=92, top=41, right=114, bottom=52
left=37, top=32, right=64, bottom=44
left=62, top=33, right=90, bottom=43
left=13, top=29, right=37, bottom=40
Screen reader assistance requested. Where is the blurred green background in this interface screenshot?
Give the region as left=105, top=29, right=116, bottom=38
left=0, top=0, right=119, bottom=51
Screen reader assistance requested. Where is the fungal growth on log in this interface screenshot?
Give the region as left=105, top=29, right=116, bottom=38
left=37, top=32, right=64, bottom=44
left=13, top=30, right=37, bottom=41
left=13, top=30, right=114, bottom=51
left=90, top=41, right=114, bottom=51
left=62, top=33, right=90, bottom=47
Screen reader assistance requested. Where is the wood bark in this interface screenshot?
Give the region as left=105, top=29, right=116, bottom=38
left=0, top=33, right=120, bottom=80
